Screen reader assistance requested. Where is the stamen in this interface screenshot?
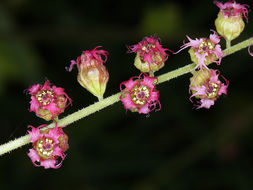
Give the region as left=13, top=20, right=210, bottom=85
left=36, top=90, right=55, bottom=106
left=199, top=40, right=215, bottom=53
left=207, top=82, right=219, bottom=99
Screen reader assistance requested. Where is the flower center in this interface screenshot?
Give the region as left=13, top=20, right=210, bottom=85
left=199, top=40, right=214, bottom=53
left=36, top=138, right=54, bottom=158
left=206, top=82, right=219, bottom=99
left=36, top=90, right=54, bottom=106
left=131, top=85, right=150, bottom=105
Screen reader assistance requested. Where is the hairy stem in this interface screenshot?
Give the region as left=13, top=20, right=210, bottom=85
left=0, top=37, right=252, bottom=156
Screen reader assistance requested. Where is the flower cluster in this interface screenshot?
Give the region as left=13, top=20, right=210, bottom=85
left=21, top=0, right=252, bottom=170
left=26, top=80, right=72, bottom=169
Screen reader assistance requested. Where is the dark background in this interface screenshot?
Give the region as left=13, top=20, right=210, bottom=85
left=1, top=0, right=253, bottom=189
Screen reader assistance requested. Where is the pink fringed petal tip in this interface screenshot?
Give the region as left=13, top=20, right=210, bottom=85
left=215, top=1, right=249, bottom=22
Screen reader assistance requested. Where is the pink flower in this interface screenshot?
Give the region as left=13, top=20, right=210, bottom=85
left=176, top=31, right=223, bottom=70
left=215, top=1, right=249, bottom=22
left=27, top=80, right=72, bottom=121
left=68, top=46, right=109, bottom=99
left=189, top=69, right=229, bottom=109
left=127, top=36, right=170, bottom=73
left=27, top=124, right=69, bottom=169
left=120, top=73, right=160, bottom=114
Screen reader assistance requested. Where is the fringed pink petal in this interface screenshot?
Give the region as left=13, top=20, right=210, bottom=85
left=28, top=148, right=40, bottom=163
left=138, top=103, right=150, bottom=114
left=210, top=69, right=220, bottom=82
left=195, top=52, right=209, bottom=70
left=52, top=146, right=64, bottom=157
left=248, top=45, right=253, bottom=57
left=148, top=90, right=159, bottom=102
left=120, top=79, right=137, bottom=91
left=27, top=84, right=40, bottom=95
left=27, top=125, right=42, bottom=143
left=52, top=86, right=65, bottom=96
left=42, top=80, right=51, bottom=90
left=29, top=96, right=40, bottom=113
left=40, top=159, right=58, bottom=169
left=67, top=60, right=77, bottom=72
left=81, top=46, right=108, bottom=65
left=218, top=83, right=228, bottom=96
left=190, top=85, right=206, bottom=98
left=210, top=31, right=220, bottom=44
left=213, top=45, right=223, bottom=62
left=197, top=99, right=215, bottom=109
left=44, top=102, right=61, bottom=117
left=120, top=94, right=136, bottom=110
left=141, top=76, right=156, bottom=89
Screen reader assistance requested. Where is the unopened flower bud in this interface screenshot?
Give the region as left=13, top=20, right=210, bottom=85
left=68, top=46, right=109, bottom=100
left=214, top=1, right=249, bottom=41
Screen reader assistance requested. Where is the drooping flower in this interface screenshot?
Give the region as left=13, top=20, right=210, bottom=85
left=120, top=73, right=160, bottom=114
left=127, top=36, right=170, bottom=74
left=27, top=124, right=69, bottom=169
left=215, top=1, right=249, bottom=41
left=68, top=46, right=109, bottom=100
left=27, top=80, right=72, bottom=121
left=176, top=31, right=223, bottom=70
left=189, top=69, right=229, bottom=109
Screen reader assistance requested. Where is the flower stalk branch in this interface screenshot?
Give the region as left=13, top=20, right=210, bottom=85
left=0, top=37, right=252, bottom=157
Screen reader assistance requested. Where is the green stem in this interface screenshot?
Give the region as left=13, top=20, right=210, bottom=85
left=0, top=37, right=252, bottom=156
left=226, top=39, right=231, bottom=50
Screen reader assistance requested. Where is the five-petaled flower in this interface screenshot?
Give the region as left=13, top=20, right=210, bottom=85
left=127, top=36, right=170, bottom=74
left=27, top=124, right=69, bottom=169
left=68, top=46, right=109, bottom=100
left=189, top=69, right=229, bottom=109
left=120, top=73, right=160, bottom=114
left=176, top=31, right=223, bottom=70
left=215, top=1, right=249, bottom=41
left=27, top=80, right=72, bottom=121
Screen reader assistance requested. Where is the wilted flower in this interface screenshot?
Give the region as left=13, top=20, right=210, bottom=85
left=215, top=1, right=249, bottom=41
left=27, top=124, right=69, bottom=169
left=27, top=80, right=71, bottom=121
left=120, top=73, right=160, bottom=114
left=189, top=69, right=229, bottom=109
left=176, top=31, right=223, bottom=70
left=127, top=36, right=170, bottom=74
left=68, top=46, right=109, bottom=100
